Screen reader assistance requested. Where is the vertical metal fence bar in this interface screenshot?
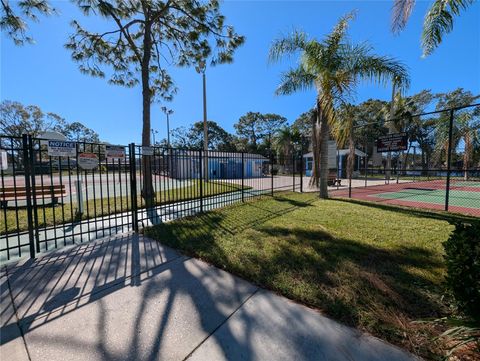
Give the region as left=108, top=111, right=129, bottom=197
left=445, top=109, right=454, bottom=211
left=199, top=150, right=203, bottom=212
left=129, top=143, right=138, bottom=232
left=292, top=153, right=296, bottom=192
left=22, top=134, right=35, bottom=259
left=300, top=153, right=303, bottom=193
left=270, top=152, right=274, bottom=196
left=241, top=152, right=245, bottom=202
left=27, top=135, right=41, bottom=252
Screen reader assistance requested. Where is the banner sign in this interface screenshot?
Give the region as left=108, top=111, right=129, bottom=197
left=105, top=145, right=125, bottom=159
left=376, top=133, right=408, bottom=153
left=47, top=140, right=77, bottom=157
left=142, top=146, right=154, bottom=156
left=0, top=149, right=7, bottom=170
left=78, top=153, right=99, bottom=170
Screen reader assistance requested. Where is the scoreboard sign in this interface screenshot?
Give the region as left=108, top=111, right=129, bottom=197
left=376, top=133, right=408, bottom=152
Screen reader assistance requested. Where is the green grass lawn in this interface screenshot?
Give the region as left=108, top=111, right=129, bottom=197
left=1, top=180, right=246, bottom=234
left=145, top=191, right=477, bottom=360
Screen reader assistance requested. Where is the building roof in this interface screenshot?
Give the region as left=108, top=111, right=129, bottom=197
left=174, top=150, right=268, bottom=160
left=303, top=148, right=367, bottom=158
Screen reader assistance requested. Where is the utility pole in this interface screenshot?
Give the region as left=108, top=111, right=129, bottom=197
left=386, top=78, right=397, bottom=182
left=161, top=106, right=174, bottom=177
left=196, top=60, right=208, bottom=181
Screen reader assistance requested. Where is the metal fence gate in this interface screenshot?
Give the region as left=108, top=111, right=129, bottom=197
left=0, top=136, right=304, bottom=263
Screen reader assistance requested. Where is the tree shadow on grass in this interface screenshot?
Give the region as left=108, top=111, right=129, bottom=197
left=146, top=204, right=449, bottom=358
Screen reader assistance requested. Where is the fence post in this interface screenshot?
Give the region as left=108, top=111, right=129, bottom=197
left=199, top=150, right=203, bottom=212
left=241, top=152, right=245, bottom=202
left=364, top=139, right=368, bottom=188
left=270, top=152, right=274, bottom=197
left=22, top=134, right=36, bottom=259
left=128, top=143, right=139, bottom=232
left=445, top=109, right=454, bottom=211
left=27, top=135, right=41, bottom=252
left=299, top=153, right=303, bottom=193
left=292, top=153, right=295, bottom=192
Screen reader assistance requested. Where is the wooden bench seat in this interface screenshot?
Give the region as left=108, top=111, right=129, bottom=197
left=327, top=172, right=341, bottom=187
left=0, top=184, right=66, bottom=209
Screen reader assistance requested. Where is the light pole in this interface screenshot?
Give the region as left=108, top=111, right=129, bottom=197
left=196, top=60, right=208, bottom=181
left=161, top=106, right=173, bottom=177
left=161, top=106, right=173, bottom=147
left=151, top=128, right=158, bottom=145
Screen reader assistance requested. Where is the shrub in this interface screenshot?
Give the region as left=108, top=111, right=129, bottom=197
left=443, top=222, right=480, bottom=321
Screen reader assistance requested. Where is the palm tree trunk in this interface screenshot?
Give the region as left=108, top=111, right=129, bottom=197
left=310, top=108, right=320, bottom=188
left=310, top=102, right=330, bottom=198
left=318, top=108, right=330, bottom=199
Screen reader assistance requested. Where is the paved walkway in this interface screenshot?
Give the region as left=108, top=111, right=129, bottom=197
left=1, top=233, right=418, bottom=361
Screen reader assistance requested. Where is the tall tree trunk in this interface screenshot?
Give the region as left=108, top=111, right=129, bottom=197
left=310, top=108, right=320, bottom=188
left=310, top=102, right=330, bottom=198
left=318, top=105, right=329, bottom=199
left=141, top=21, right=154, bottom=208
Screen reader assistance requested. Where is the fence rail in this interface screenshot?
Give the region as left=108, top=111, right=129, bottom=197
left=0, top=135, right=303, bottom=263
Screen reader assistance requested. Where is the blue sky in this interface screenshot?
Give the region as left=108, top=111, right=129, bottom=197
left=1, top=0, right=479, bottom=145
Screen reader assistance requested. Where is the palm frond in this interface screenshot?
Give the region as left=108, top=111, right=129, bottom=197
left=275, top=65, right=316, bottom=95
left=345, top=44, right=411, bottom=93
left=422, top=0, right=475, bottom=56
left=324, top=11, right=356, bottom=58
left=268, top=30, right=307, bottom=63
left=391, top=0, right=416, bottom=33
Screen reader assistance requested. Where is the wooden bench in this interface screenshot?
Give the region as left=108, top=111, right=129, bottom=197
left=327, top=172, right=341, bottom=187
left=0, top=184, right=66, bottom=209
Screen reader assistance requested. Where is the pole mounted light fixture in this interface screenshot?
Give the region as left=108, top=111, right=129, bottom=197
left=161, top=106, right=173, bottom=148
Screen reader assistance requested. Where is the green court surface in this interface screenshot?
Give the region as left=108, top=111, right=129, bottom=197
left=372, top=188, right=480, bottom=209
left=451, top=181, right=480, bottom=187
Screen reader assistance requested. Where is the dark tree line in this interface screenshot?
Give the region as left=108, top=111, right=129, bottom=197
left=0, top=100, right=100, bottom=142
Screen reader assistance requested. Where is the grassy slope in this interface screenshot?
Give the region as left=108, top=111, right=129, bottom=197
left=145, top=192, right=476, bottom=360
left=1, top=180, right=246, bottom=234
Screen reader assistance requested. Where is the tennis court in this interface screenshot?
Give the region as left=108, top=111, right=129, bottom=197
left=330, top=179, right=480, bottom=217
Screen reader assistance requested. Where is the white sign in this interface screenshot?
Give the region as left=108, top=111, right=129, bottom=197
left=105, top=145, right=125, bottom=159
left=47, top=140, right=77, bottom=157
left=142, top=146, right=154, bottom=156
left=0, top=149, right=7, bottom=171
left=78, top=153, right=99, bottom=170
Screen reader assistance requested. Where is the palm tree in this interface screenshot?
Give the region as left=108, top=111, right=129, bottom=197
left=274, top=127, right=301, bottom=172
left=331, top=105, right=356, bottom=180
left=457, top=112, right=479, bottom=180
left=269, top=11, right=409, bottom=198
left=391, top=0, right=475, bottom=56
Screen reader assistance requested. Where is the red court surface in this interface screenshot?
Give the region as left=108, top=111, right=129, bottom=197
left=329, top=179, right=480, bottom=217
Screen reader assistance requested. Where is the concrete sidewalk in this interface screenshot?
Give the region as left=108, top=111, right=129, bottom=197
left=1, top=233, right=418, bottom=361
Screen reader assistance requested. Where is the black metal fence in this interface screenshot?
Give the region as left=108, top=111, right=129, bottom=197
left=328, top=103, right=480, bottom=216
left=0, top=136, right=303, bottom=263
